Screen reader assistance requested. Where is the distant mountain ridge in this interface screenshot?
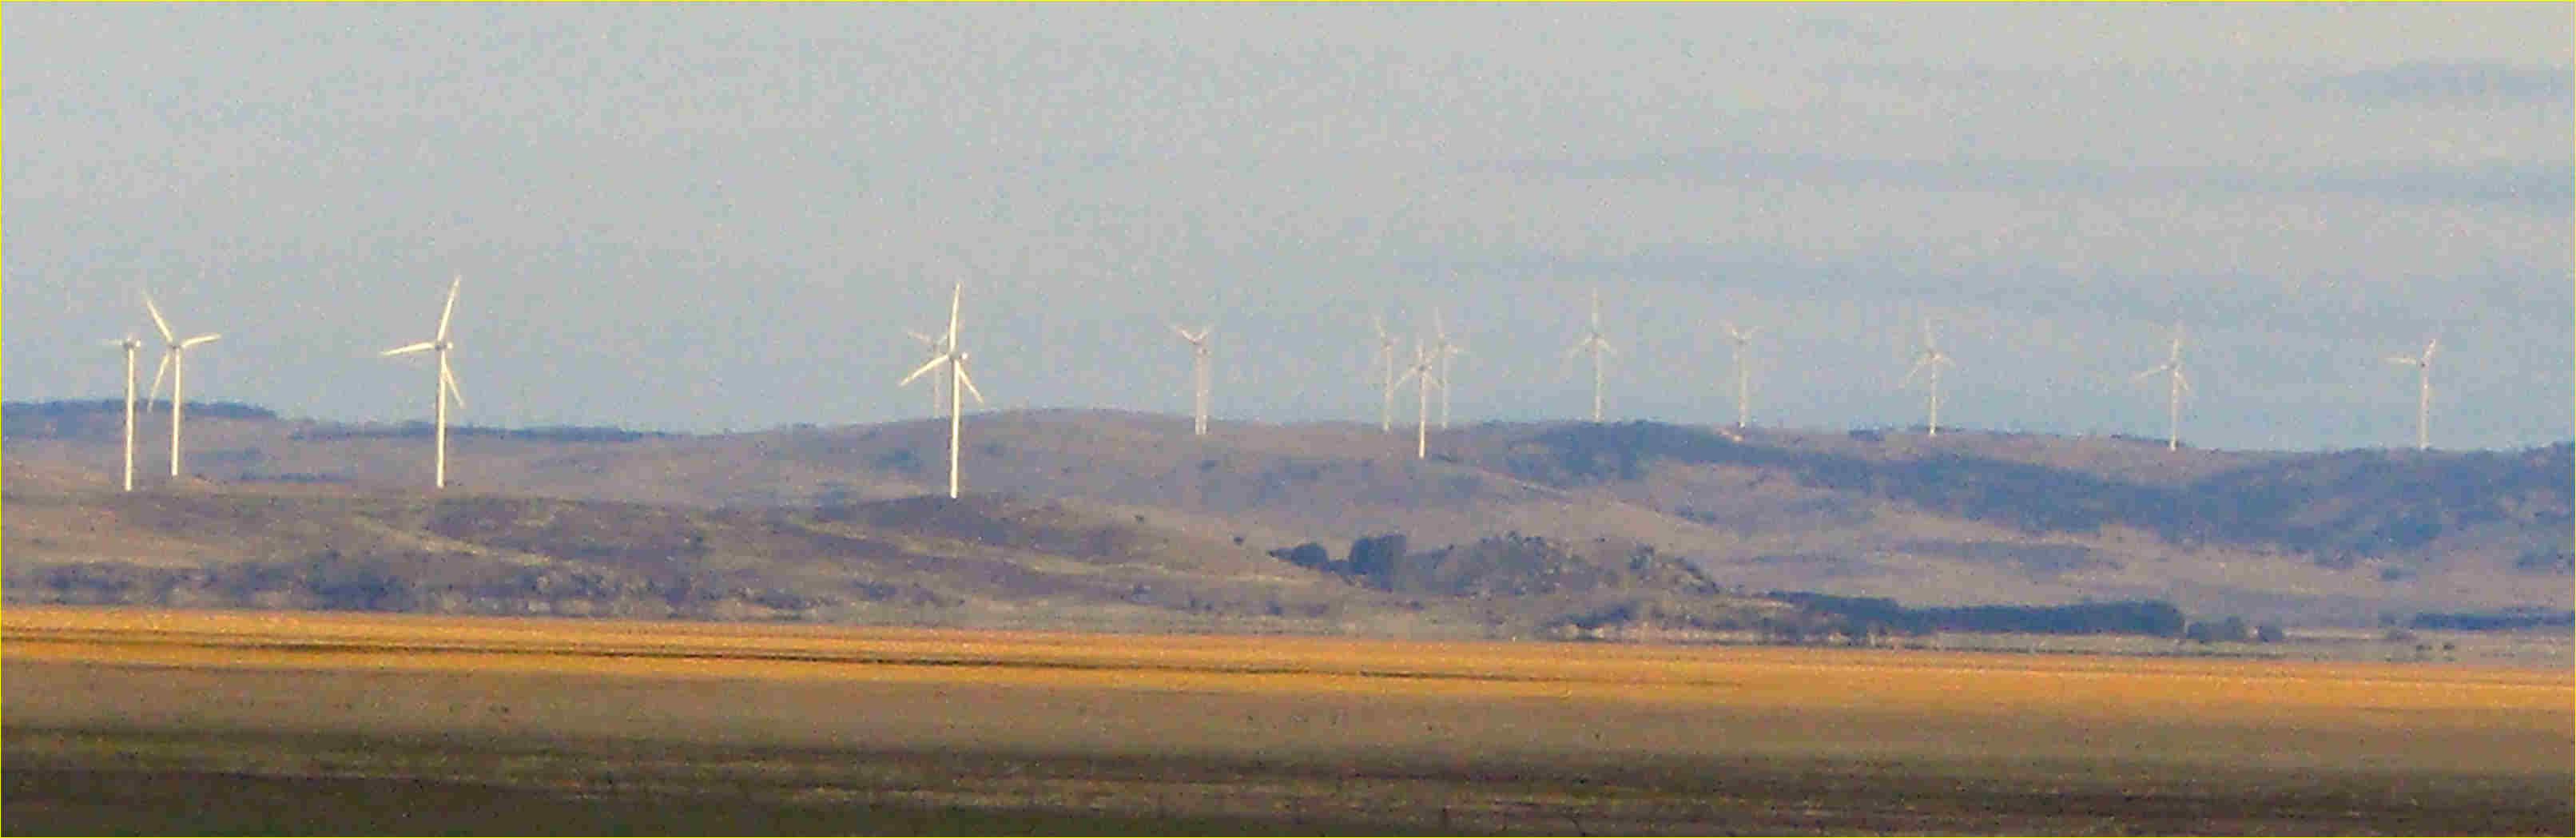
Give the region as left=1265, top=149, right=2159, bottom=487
left=1497, top=420, right=2572, bottom=562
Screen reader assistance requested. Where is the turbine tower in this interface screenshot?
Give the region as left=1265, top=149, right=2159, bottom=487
left=2131, top=322, right=2191, bottom=451
left=2386, top=337, right=2437, bottom=451
left=142, top=292, right=221, bottom=479
left=1720, top=320, right=1756, bottom=428
left=900, top=283, right=986, bottom=498
left=1168, top=320, right=1214, bottom=436
left=1430, top=309, right=1466, bottom=430
left=106, top=335, right=143, bottom=490
left=381, top=276, right=468, bottom=488
left=1564, top=289, right=1616, bottom=423
left=1902, top=317, right=1953, bottom=437
left=1393, top=338, right=1443, bottom=459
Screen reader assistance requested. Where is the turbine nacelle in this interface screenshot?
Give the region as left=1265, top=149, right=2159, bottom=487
left=1902, top=351, right=1951, bottom=387
left=2387, top=337, right=2438, bottom=368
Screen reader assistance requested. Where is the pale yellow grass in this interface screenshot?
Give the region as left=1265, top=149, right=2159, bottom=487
left=9, top=606, right=2563, bottom=723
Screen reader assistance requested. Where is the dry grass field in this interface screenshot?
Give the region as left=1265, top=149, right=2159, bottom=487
left=6, top=606, right=2571, bottom=833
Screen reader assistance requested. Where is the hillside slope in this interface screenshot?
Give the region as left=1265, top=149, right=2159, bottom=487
left=4, top=462, right=1800, bottom=639
left=7, top=401, right=2566, bottom=626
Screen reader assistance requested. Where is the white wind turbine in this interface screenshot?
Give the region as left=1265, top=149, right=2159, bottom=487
left=2131, top=322, right=2191, bottom=451
left=1393, top=337, right=1444, bottom=459
left=899, top=283, right=986, bottom=498
left=1564, top=288, right=1616, bottom=423
left=2385, top=337, right=2438, bottom=451
left=142, top=292, right=222, bottom=479
left=105, top=335, right=145, bottom=490
left=381, top=276, right=468, bottom=488
left=902, top=327, right=948, bottom=415
left=1429, top=309, right=1466, bottom=430
left=1167, top=318, right=1215, bottom=436
left=1719, top=320, right=1757, bottom=429
left=1368, top=312, right=1401, bottom=433
left=1902, top=316, right=1953, bottom=437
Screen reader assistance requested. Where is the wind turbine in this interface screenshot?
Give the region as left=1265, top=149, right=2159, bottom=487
left=2131, top=322, right=2191, bottom=451
left=381, top=276, right=468, bottom=488
left=902, top=327, right=948, bottom=415
left=1564, top=288, right=1616, bottom=422
left=1719, top=320, right=1756, bottom=429
left=105, top=335, right=144, bottom=490
left=2385, top=337, right=2437, bottom=451
left=1368, top=312, right=1400, bottom=433
left=1902, top=316, right=1953, bottom=437
left=899, top=283, right=986, bottom=498
left=142, top=292, right=221, bottom=479
left=1167, top=319, right=1214, bottom=436
left=1393, top=338, right=1443, bottom=459
left=1430, top=309, right=1466, bottom=430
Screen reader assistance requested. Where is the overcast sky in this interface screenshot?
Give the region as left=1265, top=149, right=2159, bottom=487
left=7, top=4, right=2569, bottom=451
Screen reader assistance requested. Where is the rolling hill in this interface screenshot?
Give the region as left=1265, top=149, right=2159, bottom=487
left=6, top=400, right=2568, bottom=630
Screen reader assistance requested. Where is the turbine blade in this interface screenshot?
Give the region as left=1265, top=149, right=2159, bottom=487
left=180, top=333, right=221, bottom=348
left=384, top=342, right=438, bottom=356
left=436, top=276, right=461, bottom=341
left=947, top=282, right=962, bottom=344
left=2174, top=370, right=2192, bottom=395
left=1902, top=356, right=1935, bottom=387
left=149, top=353, right=172, bottom=407
left=2422, top=339, right=2439, bottom=363
left=904, top=328, right=935, bottom=346
left=2385, top=355, right=2419, bottom=366
left=2132, top=366, right=2165, bottom=382
left=440, top=358, right=467, bottom=409
left=955, top=363, right=985, bottom=404
left=143, top=292, right=175, bottom=342
left=899, top=355, right=947, bottom=387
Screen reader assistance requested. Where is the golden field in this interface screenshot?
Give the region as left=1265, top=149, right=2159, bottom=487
left=6, top=605, right=2570, bottom=833
left=7, top=605, right=2567, bottom=766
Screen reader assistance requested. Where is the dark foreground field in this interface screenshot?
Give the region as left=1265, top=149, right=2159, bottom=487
left=6, top=607, right=2570, bottom=835
left=13, top=728, right=2562, bottom=836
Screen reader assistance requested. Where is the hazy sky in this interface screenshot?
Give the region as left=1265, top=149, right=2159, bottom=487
left=8, top=4, right=2569, bottom=451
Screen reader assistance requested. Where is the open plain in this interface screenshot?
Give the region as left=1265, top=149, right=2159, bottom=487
left=5, top=606, right=2569, bottom=834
